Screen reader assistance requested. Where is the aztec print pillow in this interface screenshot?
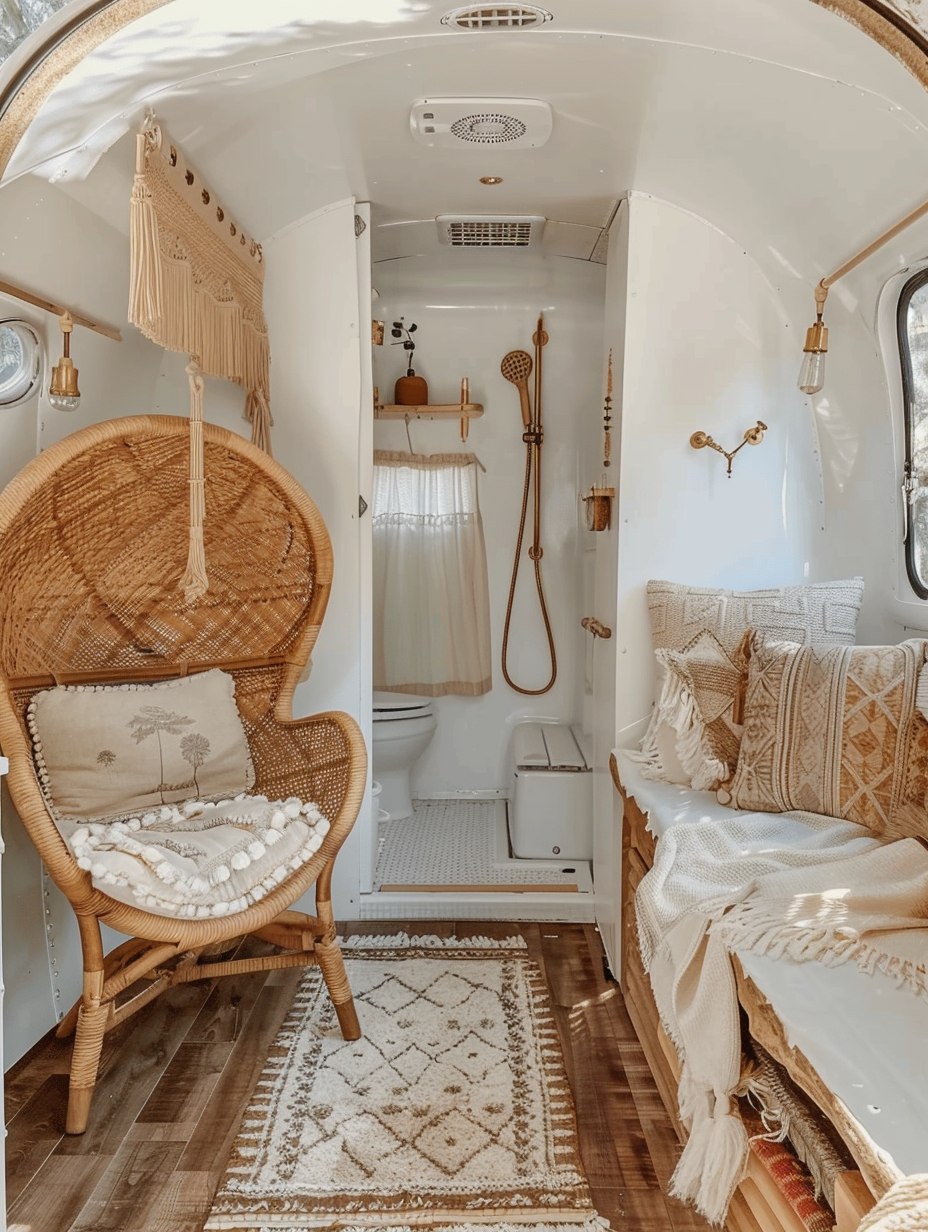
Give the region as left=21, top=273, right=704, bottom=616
left=29, top=669, right=255, bottom=822
left=641, top=577, right=865, bottom=791
left=727, top=635, right=928, bottom=834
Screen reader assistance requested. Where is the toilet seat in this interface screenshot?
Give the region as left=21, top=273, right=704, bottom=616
left=373, top=691, right=434, bottom=722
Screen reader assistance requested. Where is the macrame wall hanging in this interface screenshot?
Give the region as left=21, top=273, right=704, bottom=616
left=129, top=114, right=272, bottom=602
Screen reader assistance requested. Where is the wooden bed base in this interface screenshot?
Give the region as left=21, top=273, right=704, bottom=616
left=614, top=767, right=880, bottom=1232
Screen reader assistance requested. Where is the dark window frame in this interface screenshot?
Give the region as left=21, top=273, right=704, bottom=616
left=897, top=268, right=928, bottom=599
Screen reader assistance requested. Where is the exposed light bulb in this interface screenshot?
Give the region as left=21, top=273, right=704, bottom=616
left=798, top=350, right=825, bottom=396
left=48, top=310, right=81, bottom=411
left=798, top=317, right=828, bottom=395
left=48, top=391, right=81, bottom=411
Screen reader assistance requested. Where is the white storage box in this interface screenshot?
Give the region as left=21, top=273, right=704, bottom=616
left=509, top=722, right=592, bottom=861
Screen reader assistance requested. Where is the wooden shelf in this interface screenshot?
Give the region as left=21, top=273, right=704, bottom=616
left=374, top=402, right=484, bottom=420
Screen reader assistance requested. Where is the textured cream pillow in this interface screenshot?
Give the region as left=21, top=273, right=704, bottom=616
left=29, top=669, right=255, bottom=822
left=641, top=577, right=865, bottom=789
left=728, top=635, right=928, bottom=833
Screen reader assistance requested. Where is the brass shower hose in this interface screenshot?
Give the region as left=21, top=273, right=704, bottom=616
left=500, top=316, right=557, bottom=695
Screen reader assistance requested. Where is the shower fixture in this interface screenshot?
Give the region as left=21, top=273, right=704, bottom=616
left=500, top=315, right=557, bottom=696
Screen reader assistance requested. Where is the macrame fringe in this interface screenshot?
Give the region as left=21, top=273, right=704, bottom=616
left=739, top=1052, right=847, bottom=1208
left=669, top=1086, right=749, bottom=1226
left=714, top=906, right=928, bottom=1003
left=246, top=388, right=274, bottom=456
left=182, top=361, right=208, bottom=603
left=129, top=119, right=272, bottom=453
left=651, top=666, right=729, bottom=790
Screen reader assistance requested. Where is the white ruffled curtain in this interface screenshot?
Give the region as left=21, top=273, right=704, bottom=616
left=373, top=451, right=492, bottom=697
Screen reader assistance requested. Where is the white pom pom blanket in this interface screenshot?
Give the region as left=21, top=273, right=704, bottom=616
left=635, top=810, right=928, bottom=1226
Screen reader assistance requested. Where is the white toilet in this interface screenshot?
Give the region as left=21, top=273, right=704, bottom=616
left=371, top=691, right=437, bottom=820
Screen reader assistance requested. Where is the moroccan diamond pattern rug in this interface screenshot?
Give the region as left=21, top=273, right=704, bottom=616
left=205, top=935, right=609, bottom=1232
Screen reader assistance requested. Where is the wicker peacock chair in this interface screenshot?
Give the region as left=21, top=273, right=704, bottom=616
left=0, top=414, right=366, bottom=1134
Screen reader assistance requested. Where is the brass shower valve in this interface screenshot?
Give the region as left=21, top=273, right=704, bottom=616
left=689, top=420, right=767, bottom=477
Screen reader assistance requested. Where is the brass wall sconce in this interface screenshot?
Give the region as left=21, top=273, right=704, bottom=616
left=48, top=311, right=81, bottom=411
left=690, top=420, right=767, bottom=477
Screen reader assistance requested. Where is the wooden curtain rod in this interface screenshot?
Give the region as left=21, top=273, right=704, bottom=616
left=0, top=277, right=122, bottom=341
left=818, top=190, right=928, bottom=304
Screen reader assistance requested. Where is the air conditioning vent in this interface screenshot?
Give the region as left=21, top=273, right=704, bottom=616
left=411, top=99, right=552, bottom=149
left=437, top=215, right=546, bottom=248
left=442, top=5, right=552, bottom=30
left=450, top=113, right=527, bottom=144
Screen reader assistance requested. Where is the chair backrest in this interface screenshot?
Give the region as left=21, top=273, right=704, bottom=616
left=0, top=416, right=346, bottom=916
left=0, top=415, right=332, bottom=687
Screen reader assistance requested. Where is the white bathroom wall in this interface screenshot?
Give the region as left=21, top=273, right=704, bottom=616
left=0, top=173, right=163, bottom=1066
left=611, top=193, right=823, bottom=742
left=371, top=252, right=605, bottom=796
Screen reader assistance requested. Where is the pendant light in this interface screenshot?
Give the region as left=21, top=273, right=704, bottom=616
left=48, top=311, right=81, bottom=411
left=798, top=284, right=828, bottom=396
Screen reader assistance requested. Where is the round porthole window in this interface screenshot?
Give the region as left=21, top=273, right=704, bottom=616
left=0, top=318, right=43, bottom=409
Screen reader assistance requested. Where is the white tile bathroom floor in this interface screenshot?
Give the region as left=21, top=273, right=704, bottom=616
left=364, top=800, right=594, bottom=921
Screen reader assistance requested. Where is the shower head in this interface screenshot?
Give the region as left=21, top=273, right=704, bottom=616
left=501, top=349, right=533, bottom=426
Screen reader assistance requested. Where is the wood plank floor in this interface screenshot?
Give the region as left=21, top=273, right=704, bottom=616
left=4, top=922, right=711, bottom=1232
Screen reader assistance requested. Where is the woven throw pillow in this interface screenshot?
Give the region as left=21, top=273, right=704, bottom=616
left=727, top=636, right=928, bottom=833
left=56, top=795, right=330, bottom=919
left=641, top=577, right=865, bottom=788
left=29, top=669, right=255, bottom=822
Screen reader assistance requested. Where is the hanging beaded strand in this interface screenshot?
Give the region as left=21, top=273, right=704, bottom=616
left=603, top=348, right=613, bottom=470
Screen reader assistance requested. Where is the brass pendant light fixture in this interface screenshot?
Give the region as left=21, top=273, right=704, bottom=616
left=48, top=311, right=81, bottom=411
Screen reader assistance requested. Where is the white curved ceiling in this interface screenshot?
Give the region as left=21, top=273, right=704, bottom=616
left=4, top=0, right=928, bottom=283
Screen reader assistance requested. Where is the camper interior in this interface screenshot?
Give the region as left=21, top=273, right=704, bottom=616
left=2, top=1, right=928, bottom=1230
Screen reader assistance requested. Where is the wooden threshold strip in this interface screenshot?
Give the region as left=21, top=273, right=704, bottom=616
left=378, top=883, right=580, bottom=894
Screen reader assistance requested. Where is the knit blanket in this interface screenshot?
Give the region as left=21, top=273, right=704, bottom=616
left=635, top=811, right=928, bottom=1226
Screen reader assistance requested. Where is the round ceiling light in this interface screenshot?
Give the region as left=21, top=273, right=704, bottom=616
left=480, top=176, right=504, bottom=185
left=441, top=5, right=553, bottom=29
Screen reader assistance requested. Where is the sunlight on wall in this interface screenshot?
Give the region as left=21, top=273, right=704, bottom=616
left=4, top=0, right=421, bottom=182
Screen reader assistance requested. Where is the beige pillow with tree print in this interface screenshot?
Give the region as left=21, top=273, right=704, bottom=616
left=29, top=669, right=255, bottom=822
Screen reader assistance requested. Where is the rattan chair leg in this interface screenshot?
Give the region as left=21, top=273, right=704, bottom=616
left=315, top=937, right=362, bottom=1040
left=66, top=1000, right=110, bottom=1134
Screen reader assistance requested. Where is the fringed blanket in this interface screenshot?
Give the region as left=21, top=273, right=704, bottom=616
left=636, top=811, right=928, bottom=1226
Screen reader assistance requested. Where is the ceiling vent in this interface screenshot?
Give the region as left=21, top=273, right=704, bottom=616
left=437, top=215, right=546, bottom=249
left=411, top=98, right=553, bottom=149
left=441, top=5, right=553, bottom=29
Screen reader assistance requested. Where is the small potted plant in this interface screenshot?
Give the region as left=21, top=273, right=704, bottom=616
left=392, top=319, right=428, bottom=406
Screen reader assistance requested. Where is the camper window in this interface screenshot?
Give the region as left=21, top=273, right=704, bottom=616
left=898, top=270, right=928, bottom=599
left=0, top=318, right=42, bottom=409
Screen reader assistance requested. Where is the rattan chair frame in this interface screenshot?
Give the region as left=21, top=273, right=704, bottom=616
left=0, top=415, right=367, bottom=1133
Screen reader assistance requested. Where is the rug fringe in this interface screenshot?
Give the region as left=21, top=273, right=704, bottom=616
left=338, top=933, right=528, bottom=950
left=251, top=1220, right=615, bottom=1232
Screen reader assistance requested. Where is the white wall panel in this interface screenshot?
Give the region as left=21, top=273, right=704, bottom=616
left=613, top=194, right=821, bottom=738
left=261, top=199, right=365, bottom=919
left=0, top=175, right=162, bottom=1066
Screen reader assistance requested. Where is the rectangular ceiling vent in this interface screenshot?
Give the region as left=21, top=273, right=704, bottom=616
left=437, top=215, right=546, bottom=248
left=441, top=6, right=553, bottom=30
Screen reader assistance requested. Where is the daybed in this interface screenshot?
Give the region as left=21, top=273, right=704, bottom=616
left=611, top=579, right=928, bottom=1232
